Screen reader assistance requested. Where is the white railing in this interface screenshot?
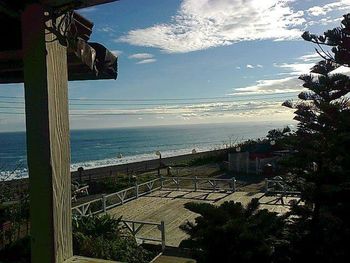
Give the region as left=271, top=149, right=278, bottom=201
left=71, top=198, right=103, bottom=216
left=265, top=178, right=301, bottom=195
left=72, top=178, right=162, bottom=216
left=121, top=219, right=165, bottom=251
left=71, top=175, right=236, bottom=250
left=160, top=176, right=236, bottom=192
left=72, top=176, right=236, bottom=216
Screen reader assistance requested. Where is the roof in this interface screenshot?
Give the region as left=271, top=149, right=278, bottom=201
left=0, top=1, right=118, bottom=83
left=1, top=1, right=118, bottom=14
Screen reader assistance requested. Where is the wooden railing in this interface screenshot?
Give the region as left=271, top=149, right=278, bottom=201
left=161, top=176, right=236, bottom=192
left=265, top=178, right=301, bottom=195
left=71, top=175, right=236, bottom=250
left=72, top=178, right=162, bottom=216
left=72, top=176, right=236, bottom=216
left=121, top=219, right=165, bottom=251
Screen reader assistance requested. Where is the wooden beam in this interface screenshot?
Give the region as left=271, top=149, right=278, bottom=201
left=40, top=0, right=118, bottom=10
left=22, top=4, right=72, bottom=262
left=0, top=50, right=22, bottom=60
left=65, top=256, right=120, bottom=263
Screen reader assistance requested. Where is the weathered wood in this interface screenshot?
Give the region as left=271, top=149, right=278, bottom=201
left=108, top=190, right=297, bottom=247
left=40, top=0, right=118, bottom=9
left=64, top=256, right=120, bottom=263
left=22, top=4, right=72, bottom=262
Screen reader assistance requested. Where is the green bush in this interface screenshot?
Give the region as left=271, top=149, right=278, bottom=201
left=180, top=199, right=286, bottom=263
left=188, top=154, right=226, bottom=166
left=73, top=214, right=154, bottom=263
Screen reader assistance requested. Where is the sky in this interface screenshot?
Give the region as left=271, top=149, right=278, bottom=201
left=1, top=0, right=350, bottom=131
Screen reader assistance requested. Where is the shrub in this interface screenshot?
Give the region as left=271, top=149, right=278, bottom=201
left=180, top=199, right=286, bottom=263
left=73, top=214, right=154, bottom=263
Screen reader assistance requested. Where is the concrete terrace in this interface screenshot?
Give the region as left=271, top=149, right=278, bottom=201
left=107, top=190, right=297, bottom=247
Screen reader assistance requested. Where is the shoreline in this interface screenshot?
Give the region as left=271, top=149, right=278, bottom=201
left=1, top=149, right=228, bottom=189
left=71, top=148, right=227, bottom=181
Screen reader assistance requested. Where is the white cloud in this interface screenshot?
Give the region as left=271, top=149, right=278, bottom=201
left=306, top=16, right=343, bottom=26
left=111, top=50, right=123, bottom=56
left=230, top=77, right=304, bottom=96
left=307, top=0, right=350, bottom=17
left=128, top=53, right=154, bottom=60
left=128, top=53, right=156, bottom=64
left=118, top=0, right=305, bottom=53
left=99, top=26, right=115, bottom=33
left=298, top=53, right=320, bottom=62
left=244, top=64, right=263, bottom=69
left=274, top=62, right=314, bottom=76
left=136, top=59, right=157, bottom=64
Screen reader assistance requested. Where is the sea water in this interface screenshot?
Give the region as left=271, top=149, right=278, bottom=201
left=0, top=121, right=291, bottom=179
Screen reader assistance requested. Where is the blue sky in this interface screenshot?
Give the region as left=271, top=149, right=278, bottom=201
left=1, top=0, right=350, bottom=131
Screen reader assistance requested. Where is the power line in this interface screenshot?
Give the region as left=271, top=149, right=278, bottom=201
left=0, top=98, right=287, bottom=111
left=0, top=94, right=296, bottom=107
left=0, top=92, right=299, bottom=102
left=0, top=107, right=292, bottom=116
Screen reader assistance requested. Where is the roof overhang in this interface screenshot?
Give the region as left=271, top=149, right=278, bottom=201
left=0, top=1, right=118, bottom=83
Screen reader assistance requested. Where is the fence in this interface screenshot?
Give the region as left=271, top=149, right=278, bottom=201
left=228, top=153, right=279, bottom=175
left=121, top=219, right=165, bottom=251
left=72, top=178, right=162, bottom=216
left=72, top=176, right=236, bottom=216
left=264, top=178, right=301, bottom=195
left=161, top=176, right=236, bottom=192
left=72, top=175, right=236, bottom=249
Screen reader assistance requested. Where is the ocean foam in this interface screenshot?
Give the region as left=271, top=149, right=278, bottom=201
left=1, top=144, right=223, bottom=181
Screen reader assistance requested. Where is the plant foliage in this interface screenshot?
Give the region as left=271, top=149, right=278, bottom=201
left=180, top=200, right=286, bottom=263
left=72, top=214, right=154, bottom=263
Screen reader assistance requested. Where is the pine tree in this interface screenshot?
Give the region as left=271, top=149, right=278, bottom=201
left=282, top=14, right=350, bottom=263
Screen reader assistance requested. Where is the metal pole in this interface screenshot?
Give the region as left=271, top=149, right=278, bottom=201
left=265, top=178, right=269, bottom=193
left=194, top=176, right=198, bottom=191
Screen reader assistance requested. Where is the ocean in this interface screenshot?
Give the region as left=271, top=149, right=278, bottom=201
left=0, top=121, right=291, bottom=179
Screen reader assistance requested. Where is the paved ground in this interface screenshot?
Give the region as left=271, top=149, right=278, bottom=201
left=107, top=189, right=297, bottom=247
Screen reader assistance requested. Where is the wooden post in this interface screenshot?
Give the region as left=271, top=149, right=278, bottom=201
left=231, top=178, right=236, bottom=192
left=246, top=153, right=249, bottom=174
left=102, top=194, right=107, bottom=212
left=265, top=178, right=269, bottom=193
left=135, top=180, right=139, bottom=198
left=160, top=221, right=166, bottom=251
left=194, top=176, right=198, bottom=191
left=22, top=4, right=72, bottom=262
left=160, top=175, right=164, bottom=190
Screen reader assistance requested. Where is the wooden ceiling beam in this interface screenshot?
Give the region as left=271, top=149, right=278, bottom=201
left=40, top=0, right=118, bottom=10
